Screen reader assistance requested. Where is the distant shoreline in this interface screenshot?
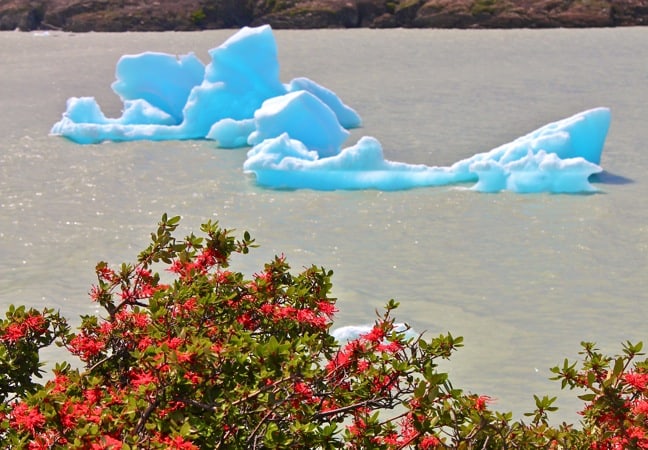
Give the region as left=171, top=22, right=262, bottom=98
left=1, top=0, right=647, bottom=33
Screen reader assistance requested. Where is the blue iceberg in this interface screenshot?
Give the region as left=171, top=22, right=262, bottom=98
left=51, top=25, right=360, bottom=145
left=243, top=100, right=609, bottom=193
left=51, top=25, right=611, bottom=194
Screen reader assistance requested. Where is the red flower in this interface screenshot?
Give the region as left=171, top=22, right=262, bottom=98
left=326, top=340, right=366, bottom=374
left=2, top=322, right=25, bottom=342
left=294, top=381, right=314, bottom=401
left=59, top=401, right=79, bottom=429
left=97, top=266, right=117, bottom=283
left=377, top=341, right=402, bottom=354
left=50, top=372, right=69, bottom=394
left=68, top=332, right=105, bottom=361
left=372, top=375, right=397, bottom=393
left=420, top=435, right=441, bottom=449
left=28, top=430, right=66, bottom=449
left=195, top=248, right=217, bottom=270
left=130, top=311, right=150, bottom=328
left=168, top=259, right=187, bottom=275
left=135, top=267, right=152, bottom=278
left=627, top=425, right=647, bottom=441
left=320, top=399, right=338, bottom=413
left=10, top=402, right=46, bottom=434
left=633, top=400, right=648, bottom=416
left=89, top=285, right=103, bottom=301
left=347, top=416, right=366, bottom=437
left=296, top=309, right=327, bottom=329
left=274, top=305, right=296, bottom=320
left=24, top=313, right=46, bottom=333
left=377, top=433, right=400, bottom=445
left=259, top=303, right=274, bottom=316
left=84, top=387, right=103, bottom=404
left=474, top=395, right=492, bottom=412
left=158, top=401, right=186, bottom=419
left=173, top=297, right=198, bottom=318
left=362, top=326, right=385, bottom=343
left=98, top=321, right=114, bottom=335
left=137, top=335, right=154, bottom=351
left=90, top=435, right=123, bottom=449
left=214, top=270, right=232, bottom=284
left=175, top=350, right=194, bottom=363
left=164, top=337, right=183, bottom=350
left=254, top=270, right=272, bottom=284
left=236, top=312, right=257, bottom=330
left=119, top=288, right=135, bottom=303
left=356, top=360, right=370, bottom=372
left=130, top=369, right=157, bottom=388
left=397, top=413, right=419, bottom=445
left=316, top=300, right=338, bottom=318
left=624, top=371, right=648, bottom=391
left=155, top=434, right=199, bottom=449
left=184, top=371, right=201, bottom=384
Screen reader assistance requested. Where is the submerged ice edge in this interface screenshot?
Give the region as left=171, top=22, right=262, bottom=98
left=50, top=25, right=612, bottom=194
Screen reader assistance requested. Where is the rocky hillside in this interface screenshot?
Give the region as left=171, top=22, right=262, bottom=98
left=1, top=0, right=647, bottom=32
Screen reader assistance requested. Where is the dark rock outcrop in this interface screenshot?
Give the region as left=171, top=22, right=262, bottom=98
left=412, top=0, right=615, bottom=28
left=1, top=0, right=647, bottom=31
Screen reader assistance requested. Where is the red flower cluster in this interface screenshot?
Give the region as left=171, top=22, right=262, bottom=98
left=4, top=216, right=648, bottom=449
left=0, top=312, right=46, bottom=343
left=168, top=248, right=219, bottom=280
left=67, top=331, right=105, bottom=362
left=10, top=402, right=45, bottom=433
left=624, top=371, right=648, bottom=391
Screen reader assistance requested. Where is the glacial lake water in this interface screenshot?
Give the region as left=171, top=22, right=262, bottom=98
left=1, top=27, right=647, bottom=423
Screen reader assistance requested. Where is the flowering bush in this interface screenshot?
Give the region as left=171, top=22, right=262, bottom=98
left=0, top=214, right=646, bottom=449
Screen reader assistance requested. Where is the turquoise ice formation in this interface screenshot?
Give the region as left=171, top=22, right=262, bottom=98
left=51, top=25, right=611, bottom=194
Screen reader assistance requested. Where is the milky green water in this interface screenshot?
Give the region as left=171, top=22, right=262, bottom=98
left=1, top=27, right=647, bottom=423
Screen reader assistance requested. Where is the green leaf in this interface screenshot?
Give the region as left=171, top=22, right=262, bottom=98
left=612, top=357, right=624, bottom=377
left=577, top=393, right=597, bottom=402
